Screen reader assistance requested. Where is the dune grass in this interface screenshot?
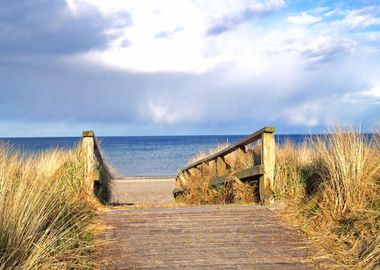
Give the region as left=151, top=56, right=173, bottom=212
left=0, top=143, right=96, bottom=270
left=276, top=130, right=380, bottom=269
left=178, top=128, right=380, bottom=269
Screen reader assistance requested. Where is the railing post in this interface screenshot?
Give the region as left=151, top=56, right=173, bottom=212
left=82, top=131, right=95, bottom=194
left=259, top=130, right=275, bottom=204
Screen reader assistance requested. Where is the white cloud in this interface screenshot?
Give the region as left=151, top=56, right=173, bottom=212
left=142, top=99, right=201, bottom=124
left=288, top=12, right=321, bottom=25
left=341, top=6, right=380, bottom=28
left=367, top=31, right=380, bottom=42
left=64, top=0, right=287, bottom=73
left=283, top=102, right=320, bottom=127
left=364, top=84, right=380, bottom=99
left=342, top=83, right=380, bottom=105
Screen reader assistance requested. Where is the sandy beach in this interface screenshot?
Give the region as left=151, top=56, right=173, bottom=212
left=109, top=177, right=176, bottom=205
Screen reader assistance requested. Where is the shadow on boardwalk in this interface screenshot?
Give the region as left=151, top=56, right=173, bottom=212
left=94, top=204, right=320, bottom=270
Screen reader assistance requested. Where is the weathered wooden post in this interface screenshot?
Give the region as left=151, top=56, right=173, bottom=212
left=259, top=129, right=275, bottom=204
left=82, top=131, right=95, bottom=194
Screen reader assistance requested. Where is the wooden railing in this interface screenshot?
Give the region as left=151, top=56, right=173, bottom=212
left=174, top=127, right=275, bottom=204
left=82, top=131, right=112, bottom=202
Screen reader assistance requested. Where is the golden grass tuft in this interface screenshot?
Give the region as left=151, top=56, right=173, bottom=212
left=274, top=140, right=311, bottom=202
left=0, top=143, right=95, bottom=270
left=277, top=129, right=380, bottom=269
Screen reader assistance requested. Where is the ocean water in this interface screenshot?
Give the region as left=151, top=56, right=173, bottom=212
left=0, top=135, right=311, bottom=177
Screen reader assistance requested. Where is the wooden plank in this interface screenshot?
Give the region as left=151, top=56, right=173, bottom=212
left=82, top=130, right=94, bottom=137
left=182, top=127, right=275, bottom=171
left=236, top=164, right=264, bottom=179
left=82, top=131, right=95, bottom=194
left=259, top=132, right=275, bottom=204
left=209, top=165, right=264, bottom=188
left=94, top=205, right=319, bottom=269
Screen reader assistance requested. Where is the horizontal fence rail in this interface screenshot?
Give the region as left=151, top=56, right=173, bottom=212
left=183, top=127, right=275, bottom=171
left=174, top=126, right=275, bottom=204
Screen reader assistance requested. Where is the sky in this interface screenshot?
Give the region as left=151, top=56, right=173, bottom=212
left=0, top=0, right=379, bottom=137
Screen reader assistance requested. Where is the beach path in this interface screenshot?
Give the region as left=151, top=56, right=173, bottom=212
left=109, top=178, right=176, bottom=205
left=95, top=203, right=319, bottom=269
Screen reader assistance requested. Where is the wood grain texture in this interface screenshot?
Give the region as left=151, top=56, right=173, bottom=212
left=260, top=132, right=275, bottom=204
left=94, top=205, right=317, bottom=270
left=82, top=134, right=95, bottom=194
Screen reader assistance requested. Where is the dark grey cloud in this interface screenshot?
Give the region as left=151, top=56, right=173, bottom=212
left=0, top=0, right=131, bottom=56
left=0, top=56, right=378, bottom=135
left=0, top=54, right=375, bottom=136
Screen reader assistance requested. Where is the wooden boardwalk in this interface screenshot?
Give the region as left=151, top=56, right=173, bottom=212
left=95, top=205, right=317, bottom=270
left=83, top=130, right=322, bottom=269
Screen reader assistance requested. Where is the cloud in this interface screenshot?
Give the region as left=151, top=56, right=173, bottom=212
left=61, top=0, right=286, bottom=73
left=0, top=0, right=380, bottom=136
left=283, top=102, right=320, bottom=127
left=143, top=100, right=200, bottom=124
left=206, top=0, right=285, bottom=35
left=341, top=5, right=380, bottom=28
left=342, top=83, right=380, bottom=105
left=0, top=0, right=123, bottom=57
left=120, top=39, right=132, bottom=47
left=301, top=36, right=356, bottom=69
left=154, top=27, right=184, bottom=39
left=288, top=12, right=321, bottom=25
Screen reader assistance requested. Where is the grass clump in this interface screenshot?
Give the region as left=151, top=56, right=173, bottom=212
left=276, top=129, right=380, bottom=269
left=0, top=143, right=96, bottom=270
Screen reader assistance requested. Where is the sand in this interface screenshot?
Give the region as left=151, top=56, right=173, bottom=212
left=109, top=177, right=176, bottom=205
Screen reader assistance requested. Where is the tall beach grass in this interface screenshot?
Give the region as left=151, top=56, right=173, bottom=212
left=277, top=130, right=380, bottom=269
left=0, top=143, right=95, bottom=270
left=178, top=129, right=380, bottom=269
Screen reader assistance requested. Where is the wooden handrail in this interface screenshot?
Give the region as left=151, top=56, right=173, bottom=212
left=175, top=126, right=275, bottom=204
left=182, top=126, right=274, bottom=171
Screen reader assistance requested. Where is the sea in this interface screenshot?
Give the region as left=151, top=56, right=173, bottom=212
left=0, top=135, right=315, bottom=177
